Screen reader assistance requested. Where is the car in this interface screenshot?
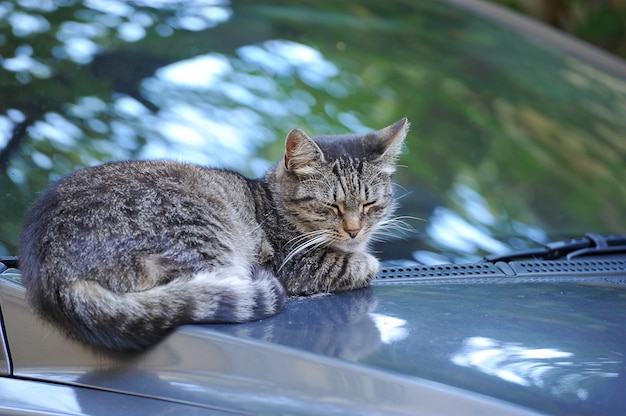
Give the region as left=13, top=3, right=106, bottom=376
left=2, top=0, right=626, bottom=415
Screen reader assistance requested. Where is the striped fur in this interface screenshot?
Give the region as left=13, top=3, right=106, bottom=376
left=19, top=118, right=408, bottom=351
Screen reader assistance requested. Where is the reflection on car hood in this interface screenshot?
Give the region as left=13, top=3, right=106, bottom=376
left=214, top=279, right=626, bottom=416
left=0, top=269, right=535, bottom=416
left=3, top=267, right=626, bottom=416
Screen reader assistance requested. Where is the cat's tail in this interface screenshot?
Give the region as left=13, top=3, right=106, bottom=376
left=39, top=265, right=285, bottom=351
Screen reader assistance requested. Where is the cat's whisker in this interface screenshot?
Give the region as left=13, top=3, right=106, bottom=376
left=280, top=237, right=328, bottom=271
left=369, top=228, right=407, bottom=241
left=280, top=230, right=334, bottom=270
left=369, top=232, right=404, bottom=243
left=382, top=215, right=426, bottom=228
left=284, top=229, right=328, bottom=248
left=394, top=215, right=426, bottom=222
left=379, top=218, right=412, bottom=231
left=369, top=216, right=424, bottom=243
left=393, top=190, right=413, bottom=202
left=371, top=227, right=405, bottom=237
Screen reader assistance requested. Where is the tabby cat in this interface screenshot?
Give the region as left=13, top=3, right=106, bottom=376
left=19, top=117, right=409, bottom=351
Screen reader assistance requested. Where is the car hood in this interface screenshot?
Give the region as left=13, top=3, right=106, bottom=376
left=217, top=272, right=626, bottom=416
left=2, top=267, right=626, bottom=415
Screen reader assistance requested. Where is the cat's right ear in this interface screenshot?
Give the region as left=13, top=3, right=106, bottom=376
left=284, top=129, right=325, bottom=175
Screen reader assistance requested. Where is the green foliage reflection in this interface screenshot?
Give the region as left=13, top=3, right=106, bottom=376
left=1, top=0, right=625, bottom=262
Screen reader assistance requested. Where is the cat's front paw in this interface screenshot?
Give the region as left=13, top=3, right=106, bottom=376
left=324, top=252, right=380, bottom=293
left=354, top=252, right=380, bottom=284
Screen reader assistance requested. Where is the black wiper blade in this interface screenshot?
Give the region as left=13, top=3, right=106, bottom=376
left=484, top=233, right=626, bottom=262
left=0, top=256, right=19, bottom=270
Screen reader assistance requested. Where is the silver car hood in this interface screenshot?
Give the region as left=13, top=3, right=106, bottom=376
left=2, top=265, right=626, bottom=415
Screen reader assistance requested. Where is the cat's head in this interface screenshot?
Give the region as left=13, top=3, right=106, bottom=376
left=274, top=118, right=409, bottom=252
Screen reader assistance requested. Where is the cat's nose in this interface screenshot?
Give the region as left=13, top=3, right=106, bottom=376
left=344, top=215, right=361, bottom=239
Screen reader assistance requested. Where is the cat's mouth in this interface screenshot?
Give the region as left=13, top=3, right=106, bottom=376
left=333, top=238, right=367, bottom=253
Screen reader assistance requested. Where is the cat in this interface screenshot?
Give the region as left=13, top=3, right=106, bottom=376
left=19, top=117, right=409, bottom=351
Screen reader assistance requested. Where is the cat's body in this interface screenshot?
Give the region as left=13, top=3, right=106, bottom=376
left=19, top=118, right=408, bottom=351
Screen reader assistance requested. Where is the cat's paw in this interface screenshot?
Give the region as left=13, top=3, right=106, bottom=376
left=356, top=252, right=380, bottom=279
left=321, top=252, right=379, bottom=293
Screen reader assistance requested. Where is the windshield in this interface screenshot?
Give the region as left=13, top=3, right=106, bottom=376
left=1, top=0, right=626, bottom=264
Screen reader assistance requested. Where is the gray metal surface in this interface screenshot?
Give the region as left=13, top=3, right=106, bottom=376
left=0, top=377, right=225, bottom=416
left=0, top=296, right=10, bottom=376
left=0, top=264, right=16, bottom=376
left=377, top=259, right=626, bottom=284
left=4, top=266, right=626, bottom=414
left=216, top=278, right=626, bottom=415
left=1, top=270, right=539, bottom=415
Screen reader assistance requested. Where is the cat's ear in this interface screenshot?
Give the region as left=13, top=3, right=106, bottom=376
left=366, top=117, right=409, bottom=174
left=284, top=128, right=325, bottom=174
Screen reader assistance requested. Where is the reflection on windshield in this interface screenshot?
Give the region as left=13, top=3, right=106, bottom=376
left=451, top=336, right=620, bottom=401
left=1, top=0, right=626, bottom=260
left=137, top=39, right=351, bottom=173
left=416, top=179, right=549, bottom=264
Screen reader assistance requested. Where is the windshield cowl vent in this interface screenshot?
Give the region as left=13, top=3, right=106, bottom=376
left=377, top=259, right=626, bottom=285
left=379, top=263, right=503, bottom=280
left=511, top=259, right=626, bottom=275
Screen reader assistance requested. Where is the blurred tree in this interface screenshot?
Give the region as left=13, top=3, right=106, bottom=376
left=1, top=0, right=625, bottom=261
left=490, top=0, right=626, bottom=58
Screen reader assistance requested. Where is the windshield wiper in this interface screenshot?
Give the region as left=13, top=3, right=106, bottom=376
left=0, top=256, right=19, bottom=273
left=484, top=233, right=626, bottom=263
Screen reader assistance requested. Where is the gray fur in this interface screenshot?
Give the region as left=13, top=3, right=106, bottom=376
left=19, top=118, right=409, bottom=351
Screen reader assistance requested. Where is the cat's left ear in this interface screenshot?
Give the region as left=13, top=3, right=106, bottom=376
left=283, top=128, right=325, bottom=175
left=366, top=117, right=409, bottom=174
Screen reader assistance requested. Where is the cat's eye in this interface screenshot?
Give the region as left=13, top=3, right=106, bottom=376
left=362, top=201, right=378, bottom=215
left=327, top=203, right=341, bottom=217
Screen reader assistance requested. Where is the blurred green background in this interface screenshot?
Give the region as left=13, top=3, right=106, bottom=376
left=490, top=0, right=626, bottom=58
left=1, top=0, right=625, bottom=262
